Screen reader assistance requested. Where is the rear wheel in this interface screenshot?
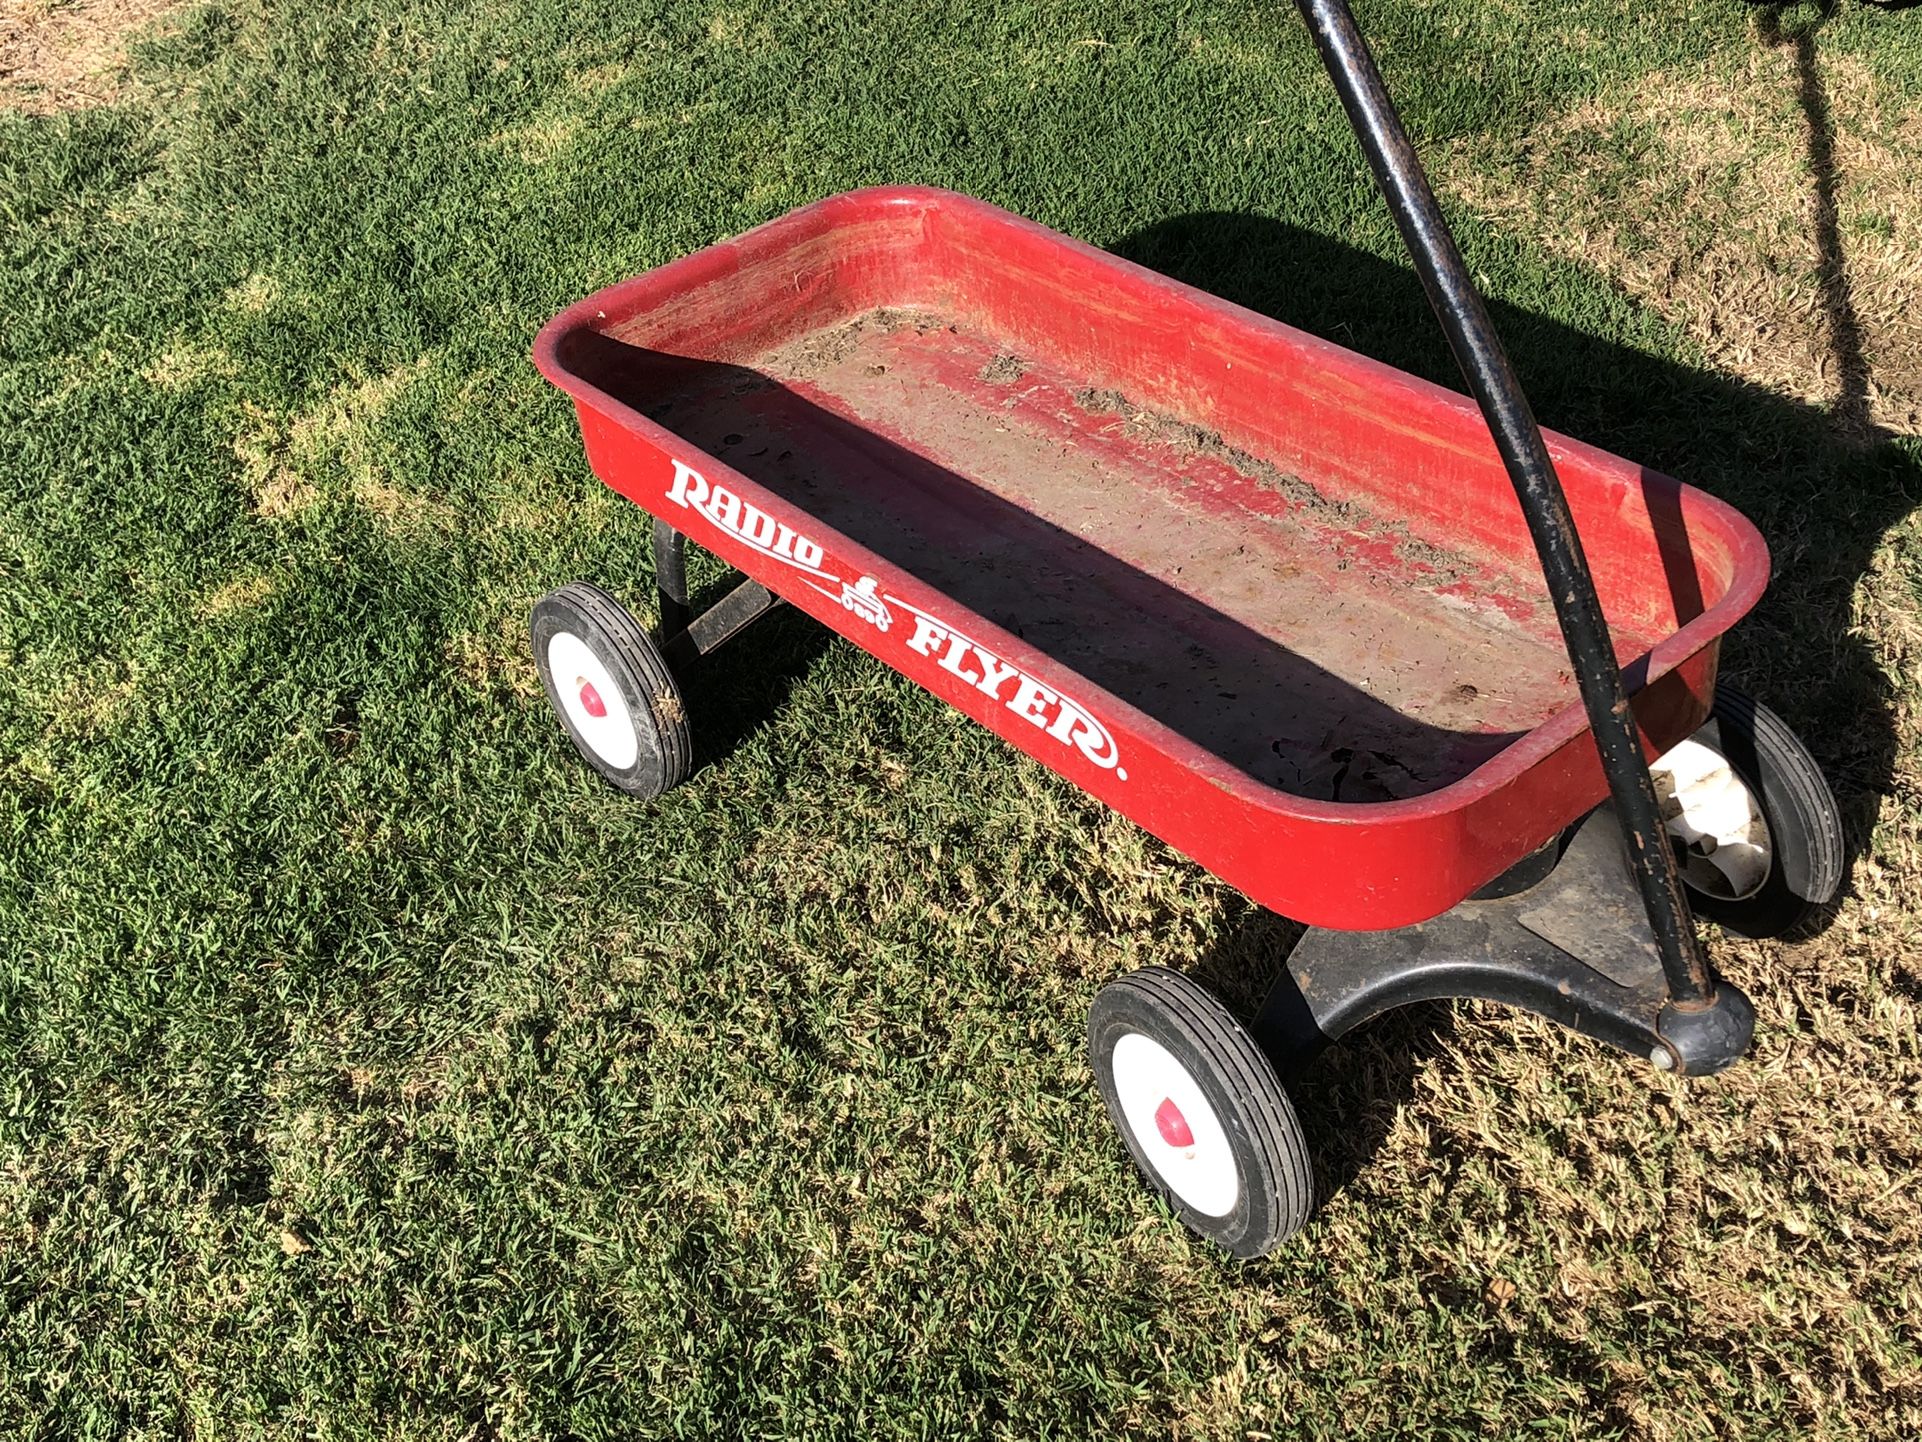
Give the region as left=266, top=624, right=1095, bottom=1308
left=1088, top=967, right=1313, bottom=1258
left=1650, top=685, right=1843, bottom=938
left=530, top=582, right=692, bottom=800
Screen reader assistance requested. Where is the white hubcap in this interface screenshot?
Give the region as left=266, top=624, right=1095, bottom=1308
left=1650, top=737, right=1772, bottom=901
left=547, top=631, right=639, bottom=771
left=1110, top=1032, right=1241, bottom=1218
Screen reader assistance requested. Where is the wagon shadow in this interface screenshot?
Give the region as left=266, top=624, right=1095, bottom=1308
left=1123, top=199, right=1918, bottom=1202
left=676, top=600, right=837, bottom=773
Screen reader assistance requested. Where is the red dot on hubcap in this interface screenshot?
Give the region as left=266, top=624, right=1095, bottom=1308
left=1154, top=1096, right=1195, bottom=1149
left=577, top=679, right=607, bottom=718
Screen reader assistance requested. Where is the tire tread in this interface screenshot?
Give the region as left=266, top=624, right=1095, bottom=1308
left=1712, top=686, right=1843, bottom=904
left=1091, top=967, right=1312, bottom=1256
left=532, top=581, right=693, bottom=798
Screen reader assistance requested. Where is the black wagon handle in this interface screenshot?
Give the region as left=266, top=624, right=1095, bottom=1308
left=1290, top=0, right=1746, bottom=1057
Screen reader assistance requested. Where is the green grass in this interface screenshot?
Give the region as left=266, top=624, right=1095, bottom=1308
left=4, top=0, right=1921, bottom=1435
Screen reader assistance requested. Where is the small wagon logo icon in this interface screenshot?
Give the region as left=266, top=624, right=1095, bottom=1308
left=839, top=575, right=892, bottom=632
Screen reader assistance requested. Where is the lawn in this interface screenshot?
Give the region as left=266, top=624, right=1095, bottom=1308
left=3, top=0, right=1920, bottom=1436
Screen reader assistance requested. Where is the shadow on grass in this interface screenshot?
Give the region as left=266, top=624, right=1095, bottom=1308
left=1119, top=9, right=1920, bottom=1202
left=673, top=596, right=838, bottom=773
left=1756, top=0, right=1870, bottom=434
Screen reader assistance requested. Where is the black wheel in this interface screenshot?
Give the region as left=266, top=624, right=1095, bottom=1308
left=1649, top=684, right=1844, bottom=938
left=1087, top=967, right=1313, bottom=1258
left=530, top=582, right=692, bottom=800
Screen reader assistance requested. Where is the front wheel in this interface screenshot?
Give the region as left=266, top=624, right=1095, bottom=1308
left=1650, top=685, right=1844, bottom=938
left=1088, top=967, right=1313, bottom=1258
left=530, top=582, right=693, bottom=800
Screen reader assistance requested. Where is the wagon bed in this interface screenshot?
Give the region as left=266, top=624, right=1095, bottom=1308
left=582, top=303, right=1595, bottom=803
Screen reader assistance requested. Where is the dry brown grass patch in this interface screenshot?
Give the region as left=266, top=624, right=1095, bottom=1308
left=249, top=470, right=316, bottom=519
left=46, top=659, right=139, bottom=735
left=223, top=273, right=285, bottom=314
left=486, top=111, right=584, bottom=165
left=489, top=495, right=564, bottom=533
left=0, top=0, right=180, bottom=113
left=1445, top=42, right=1922, bottom=434
left=347, top=473, right=454, bottom=532
left=287, top=358, right=431, bottom=449
left=232, top=406, right=317, bottom=520
left=196, top=573, right=275, bottom=617
left=297, top=358, right=455, bottom=533
left=445, top=611, right=540, bottom=700
left=143, top=340, right=236, bottom=391
left=230, top=364, right=452, bottom=530
left=569, top=60, right=636, bottom=94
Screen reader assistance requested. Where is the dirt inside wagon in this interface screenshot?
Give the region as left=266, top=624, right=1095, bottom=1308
left=608, top=307, right=1598, bottom=801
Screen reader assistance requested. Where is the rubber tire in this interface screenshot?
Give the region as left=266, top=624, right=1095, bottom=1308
left=1673, top=685, right=1844, bottom=939
left=1088, top=967, right=1313, bottom=1258
left=530, top=582, right=692, bottom=800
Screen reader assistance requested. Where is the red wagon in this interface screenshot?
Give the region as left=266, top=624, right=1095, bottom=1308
left=528, top=0, right=1842, bottom=1256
